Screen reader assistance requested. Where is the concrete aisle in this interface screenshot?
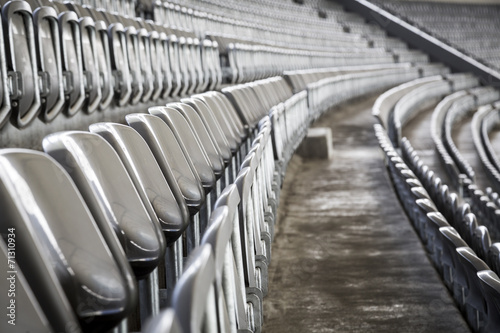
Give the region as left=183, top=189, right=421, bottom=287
left=263, top=94, right=471, bottom=333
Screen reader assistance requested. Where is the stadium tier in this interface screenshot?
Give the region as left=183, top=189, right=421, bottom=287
left=0, top=0, right=499, bottom=332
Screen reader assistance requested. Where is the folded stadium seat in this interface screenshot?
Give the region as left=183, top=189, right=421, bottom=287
left=209, top=41, right=223, bottom=91
left=456, top=247, right=490, bottom=331
left=454, top=203, right=472, bottom=231
left=78, top=15, right=105, bottom=112
left=183, top=38, right=198, bottom=95
left=181, top=37, right=197, bottom=96
left=64, top=4, right=114, bottom=111
left=126, top=113, right=205, bottom=252
left=477, top=270, right=500, bottom=333
left=249, top=120, right=277, bottom=229
left=223, top=85, right=266, bottom=130
left=168, top=102, right=227, bottom=189
left=269, top=104, right=285, bottom=159
left=99, top=9, right=145, bottom=105
left=51, top=0, right=104, bottom=113
left=251, top=133, right=276, bottom=223
left=192, top=93, right=246, bottom=164
left=67, top=2, right=108, bottom=113
left=42, top=132, right=167, bottom=326
left=440, top=227, right=469, bottom=291
left=171, top=244, right=218, bottom=333
left=89, top=122, right=190, bottom=301
left=232, top=166, right=265, bottom=331
left=189, top=38, right=205, bottom=95
left=133, top=17, right=174, bottom=100
left=240, top=149, right=272, bottom=271
left=181, top=97, right=235, bottom=182
left=203, top=39, right=222, bottom=93
left=131, top=18, right=163, bottom=102
left=0, top=239, right=63, bottom=333
left=199, top=39, right=214, bottom=92
left=256, top=119, right=279, bottom=224
left=152, top=28, right=173, bottom=99
left=166, top=34, right=182, bottom=98
left=406, top=185, right=432, bottom=228
left=21, top=1, right=65, bottom=122
left=121, top=15, right=155, bottom=104
left=425, top=212, right=451, bottom=269
left=461, top=213, right=480, bottom=247
left=0, top=1, right=41, bottom=127
left=214, top=184, right=261, bottom=332
left=177, top=36, right=193, bottom=97
left=149, top=106, right=217, bottom=231
left=39, top=0, right=88, bottom=116
left=85, top=8, right=132, bottom=107
left=201, top=206, right=241, bottom=332
left=471, top=226, right=492, bottom=261
left=0, top=149, right=136, bottom=332
left=211, top=91, right=248, bottom=140
left=0, top=14, right=7, bottom=127
left=283, top=91, right=309, bottom=156
left=414, top=198, right=441, bottom=249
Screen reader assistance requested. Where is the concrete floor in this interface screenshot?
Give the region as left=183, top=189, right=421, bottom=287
left=263, top=94, right=471, bottom=332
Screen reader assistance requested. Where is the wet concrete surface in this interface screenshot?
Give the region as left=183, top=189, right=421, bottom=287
left=263, top=95, right=470, bottom=332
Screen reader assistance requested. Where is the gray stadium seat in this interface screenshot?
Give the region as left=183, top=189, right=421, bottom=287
left=0, top=148, right=136, bottom=332
left=89, top=122, right=190, bottom=297
left=126, top=112, right=205, bottom=252
left=477, top=270, right=500, bottom=333
left=30, top=3, right=65, bottom=121
left=1, top=1, right=41, bottom=127
left=43, top=131, right=166, bottom=325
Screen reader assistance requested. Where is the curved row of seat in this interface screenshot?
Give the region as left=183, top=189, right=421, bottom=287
left=374, top=72, right=500, bottom=245
left=2, top=0, right=493, bottom=332
left=307, top=64, right=445, bottom=122
left=0, top=0, right=224, bottom=131
left=374, top=124, right=500, bottom=333
left=0, top=34, right=460, bottom=330
left=284, top=62, right=447, bottom=94
left=430, top=87, right=500, bottom=188
left=472, top=104, right=500, bottom=192
left=0, top=73, right=300, bottom=333
left=0, top=0, right=430, bottom=152
left=387, top=73, right=478, bottom=147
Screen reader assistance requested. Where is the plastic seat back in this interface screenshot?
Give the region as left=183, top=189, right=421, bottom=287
left=0, top=149, right=136, bottom=332
left=90, top=122, right=190, bottom=244
left=2, top=1, right=41, bottom=127
left=43, top=131, right=165, bottom=279
left=150, top=106, right=216, bottom=191
left=126, top=113, right=205, bottom=212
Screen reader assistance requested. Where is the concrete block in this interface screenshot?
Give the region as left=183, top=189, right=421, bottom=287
left=297, top=127, right=333, bottom=160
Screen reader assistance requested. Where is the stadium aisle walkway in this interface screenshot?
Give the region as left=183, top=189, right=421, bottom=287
left=263, top=94, right=471, bottom=332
